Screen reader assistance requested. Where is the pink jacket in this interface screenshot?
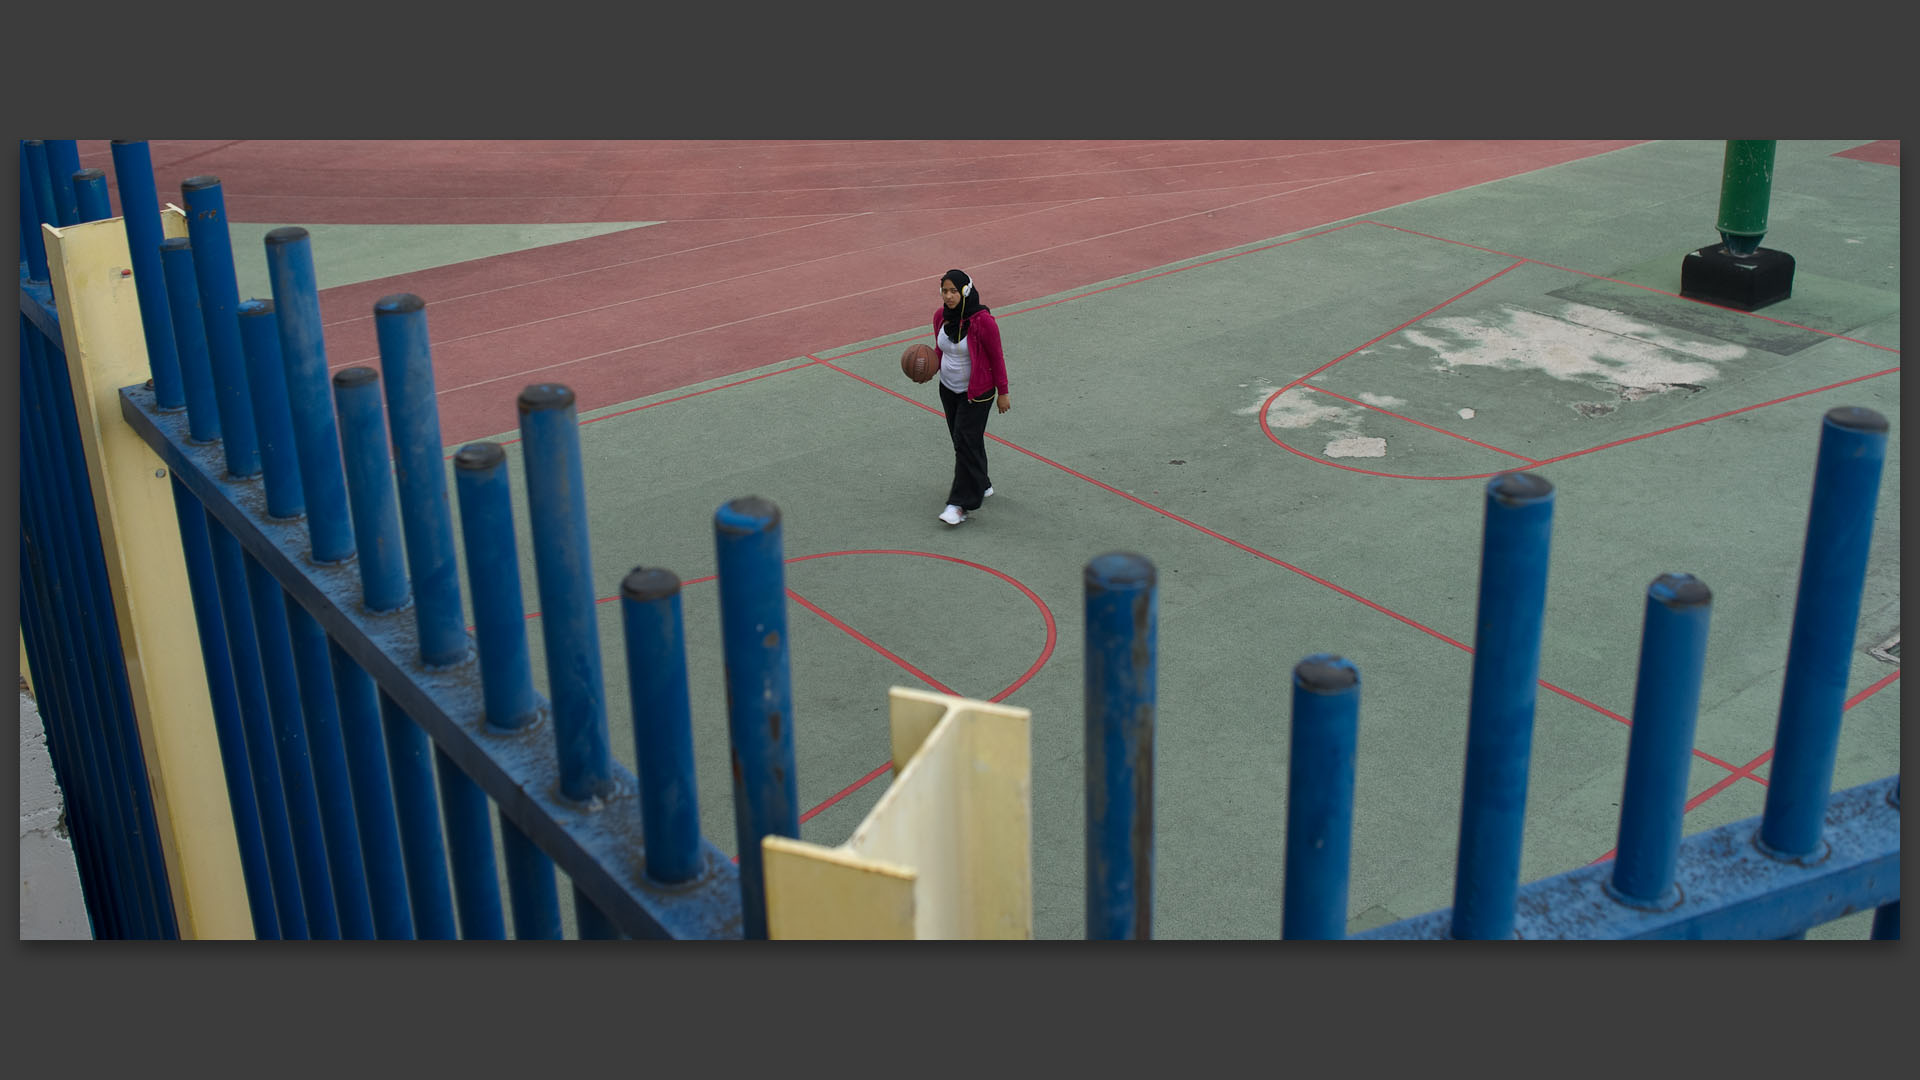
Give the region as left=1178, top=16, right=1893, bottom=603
left=930, top=306, right=1010, bottom=400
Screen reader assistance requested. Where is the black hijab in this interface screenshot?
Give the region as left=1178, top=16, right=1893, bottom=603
left=940, top=269, right=988, bottom=342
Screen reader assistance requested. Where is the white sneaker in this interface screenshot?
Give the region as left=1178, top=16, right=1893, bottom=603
left=938, top=504, right=965, bottom=526
left=984, top=486, right=995, bottom=498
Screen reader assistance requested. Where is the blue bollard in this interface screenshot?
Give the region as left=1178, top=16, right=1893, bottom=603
left=43, top=139, right=83, bottom=226
left=205, top=520, right=309, bottom=939
left=714, top=496, right=802, bottom=941
left=373, top=293, right=466, bottom=668
left=158, top=238, right=223, bottom=445
left=23, top=141, right=59, bottom=241
left=378, top=692, right=458, bottom=940
left=326, top=641, right=416, bottom=939
left=109, top=140, right=184, bottom=411
left=167, top=478, right=278, bottom=937
left=332, top=367, right=411, bottom=614
left=1760, top=407, right=1889, bottom=859
left=500, top=817, right=564, bottom=940
left=1283, top=654, right=1360, bottom=941
left=1084, top=552, right=1157, bottom=941
left=19, top=142, right=50, bottom=280
left=452, top=442, right=540, bottom=729
left=182, top=176, right=260, bottom=478
left=1451, top=471, right=1555, bottom=940
left=621, top=567, right=704, bottom=886
left=71, top=168, right=111, bottom=223
left=241, top=553, right=340, bottom=938
left=265, top=226, right=356, bottom=564
left=281, top=603, right=376, bottom=939
left=518, top=385, right=616, bottom=804
left=1610, top=574, right=1713, bottom=907
left=235, top=300, right=305, bottom=520
left=434, top=746, right=506, bottom=939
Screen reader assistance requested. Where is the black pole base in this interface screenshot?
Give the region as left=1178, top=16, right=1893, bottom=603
left=1679, top=244, right=1795, bottom=311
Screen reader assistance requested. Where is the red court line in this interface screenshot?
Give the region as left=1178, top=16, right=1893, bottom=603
left=813, top=355, right=1743, bottom=777
left=512, top=548, right=1057, bottom=829
left=1298, top=384, right=1539, bottom=463
left=1526, top=368, right=1902, bottom=468
left=787, top=588, right=955, bottom=697
left=1362, top=221, right=1903, bottom=355
left=1586, top=668, right=1900, bottom=865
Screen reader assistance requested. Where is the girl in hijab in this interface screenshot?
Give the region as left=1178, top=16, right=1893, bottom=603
left=929, top=269, right=1011, bottom=526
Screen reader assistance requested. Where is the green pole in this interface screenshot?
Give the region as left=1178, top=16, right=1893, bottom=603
left=1716, top=140, right=1776, bottom=256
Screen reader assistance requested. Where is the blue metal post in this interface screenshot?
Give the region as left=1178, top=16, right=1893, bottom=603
left=378, top=692, right=458, bottom=939
left=1760, top=407, right=1889, bottom=859
left=24, top=141, right=59, bottom=240
left=158, top=238, right=222, bottom=445
left=72, top=168, right=110, bottom=223
left=576, top=895, right=623, bottom=940
left=182, top=176, right=260, bottom=478
left=332, top=366, right=456, bottom=937
left=452, top=442, right=540, bottom=729
left=281, top=603, right=377, bottom=939
left=434, top=746, right=506, bottom=939
left=43, top=139, right=83, bottom=225
left=168, top=477, right=278, bottom=937
left=517, top=385, right=616, bottom=803
left=520, top=384, right=618, bottom=936
left=373, top=293, right=467, bottom=668
left=452, top=440, right=560, bottom=936
left=332, top=368, right=410, bottom=613
left=205, top=519, right=309, bottom=939
left=621, top=567, right=704, bottom=886
left=1611, top=574, right=1713, bottom=907
left=714, top=496, right=802, bottom=941
left=265, top=227, right=355, bottom=564
left=1452, top=471, right=1555, bottom=941
left=241, top=553, right=340, bottom=938
left=19, top=143, right=50, bottom=280
left=1282, top=653, right=1359, bottom=941
left=326, top=641, right=416, bottom=939
left=1083, top=551, right=1157, bottom=941
left=108, top=140, right=184, bottom=411
left=500, top=819, right=564, bottom=940
left=236, top=300, right=305, bottom=520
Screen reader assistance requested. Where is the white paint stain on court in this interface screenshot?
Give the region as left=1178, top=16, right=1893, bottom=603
left=1402, top=303, right=1741, bottom=396
left=1242, top=387, right=1390, bottom=459
left=1458, top=407, right=1476, bottom=420
left=1357, top=391, right=1407, bottom=408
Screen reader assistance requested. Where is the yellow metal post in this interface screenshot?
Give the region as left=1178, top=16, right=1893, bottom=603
left=763, top=688, right=1032, bottom=939
left=41, top=212, right=254, bottom=939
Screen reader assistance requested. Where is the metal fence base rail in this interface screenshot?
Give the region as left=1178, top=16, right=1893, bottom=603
left=1352, top=777, right=1898, bottom=940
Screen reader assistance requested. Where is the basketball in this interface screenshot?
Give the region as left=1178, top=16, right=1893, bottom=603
left=901, top=342, right=938, bottom=383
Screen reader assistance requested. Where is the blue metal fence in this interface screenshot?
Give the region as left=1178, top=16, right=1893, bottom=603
left=20, top=139, right=1901, bottom=940
left=18, top=138, right=179, bottom=939
left=1083, top=408, right=1898, bottom=940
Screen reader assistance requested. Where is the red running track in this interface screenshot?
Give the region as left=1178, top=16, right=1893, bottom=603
left=76, top=139, right=1645, bottom=443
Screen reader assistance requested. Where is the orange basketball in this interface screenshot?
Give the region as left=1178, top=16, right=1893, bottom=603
left=901, top=342, right=938, bottom=383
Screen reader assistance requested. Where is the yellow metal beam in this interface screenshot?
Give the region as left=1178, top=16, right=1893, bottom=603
left=763, top=688, right=1032, bottom=939
left=41, top=213, right=254, bottom=939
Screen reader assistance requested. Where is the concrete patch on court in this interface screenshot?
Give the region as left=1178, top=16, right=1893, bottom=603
left=1402, top=302, right=1738, bottom=416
